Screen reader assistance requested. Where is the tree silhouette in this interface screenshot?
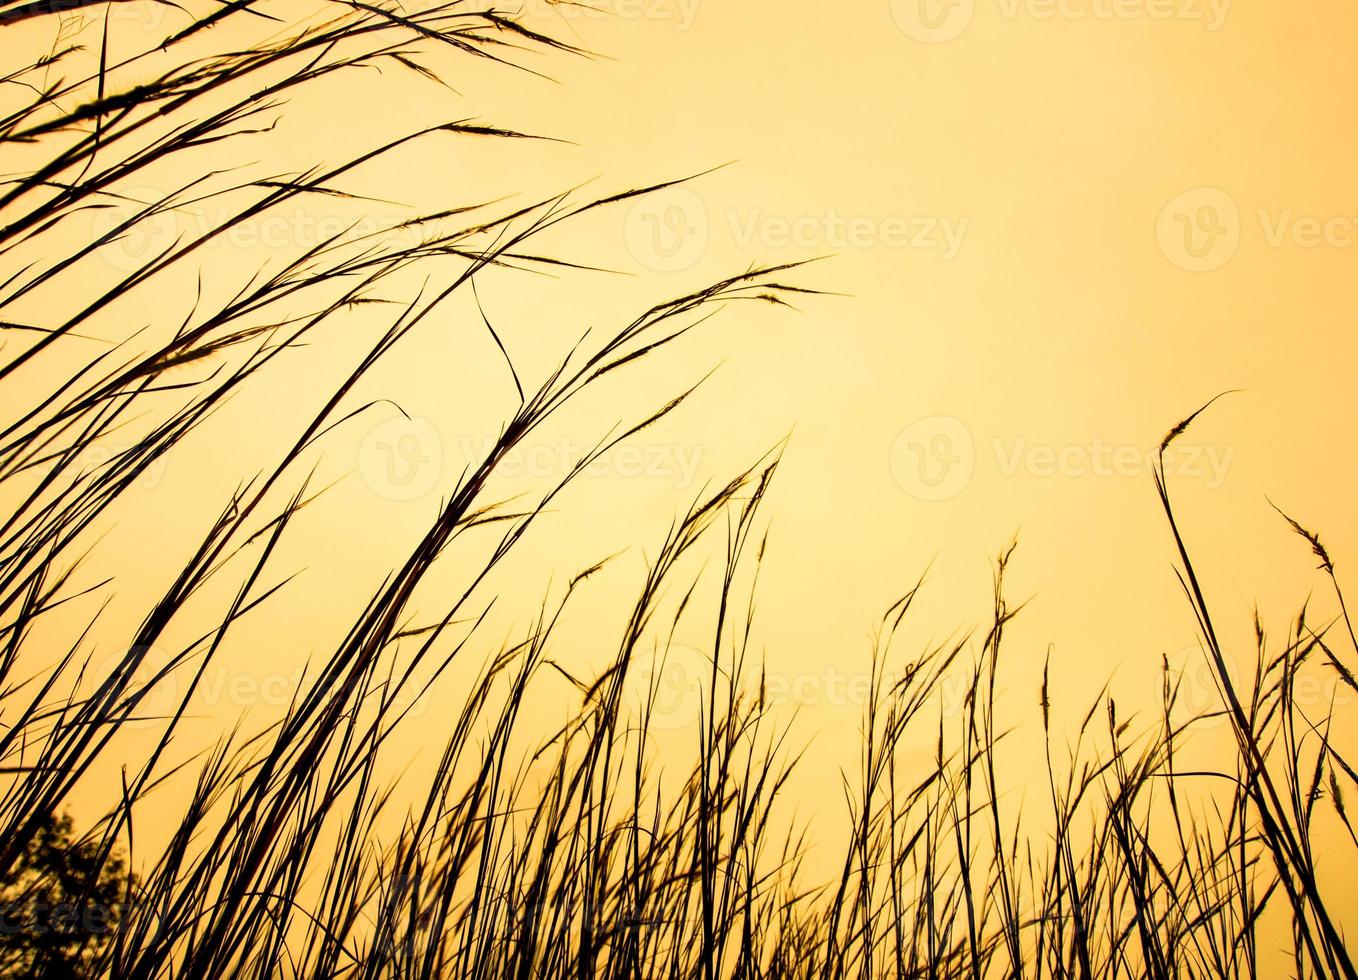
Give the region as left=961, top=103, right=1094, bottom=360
left=0, top=811, right=129, bottom=979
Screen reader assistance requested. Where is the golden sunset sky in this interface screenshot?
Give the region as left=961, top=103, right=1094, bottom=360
left=8, top=0, right=1358, bottom=936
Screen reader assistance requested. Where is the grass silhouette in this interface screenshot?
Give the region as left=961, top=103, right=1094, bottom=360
left=1, top=2, right=1355, bottom=977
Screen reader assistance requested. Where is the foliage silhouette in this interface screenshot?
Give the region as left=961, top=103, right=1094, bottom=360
left=0, top=810, right=129, bottom=978
left=0, top=3, right=1355, bottom=978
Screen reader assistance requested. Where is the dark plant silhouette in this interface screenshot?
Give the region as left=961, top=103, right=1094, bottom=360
left=1, top=2, right=1355, bottom=978
left=0, top=811, right=129, bottom=978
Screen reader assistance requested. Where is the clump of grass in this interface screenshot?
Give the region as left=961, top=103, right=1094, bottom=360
left=2, top=3, right=1356, bottom=978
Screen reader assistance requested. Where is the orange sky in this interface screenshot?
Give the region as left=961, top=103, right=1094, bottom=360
left=7, top=0, right=1358, bottom=956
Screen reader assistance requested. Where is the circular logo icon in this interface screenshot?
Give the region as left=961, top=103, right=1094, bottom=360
left=890, top=0, right=975, bottom=43
left=890, top=415, right=975, bottom=501
left=358, top=416, right=443, bottom=502
left=1166, top=644, right=1243, bottom=731
left=88, top=187, right=183, bottom=274
left=92, top=645, right=183, bottom=732
left=623, top=187, right=709, bottom=273
left=1156, top=187, right=1240, bottom=272
left=622, top=643, right=711, bottom=732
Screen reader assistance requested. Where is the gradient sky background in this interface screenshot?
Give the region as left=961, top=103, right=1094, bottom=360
left=372, top=0, right=1358, bottom=763
left=9, top=0, right=1358, bottom=943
